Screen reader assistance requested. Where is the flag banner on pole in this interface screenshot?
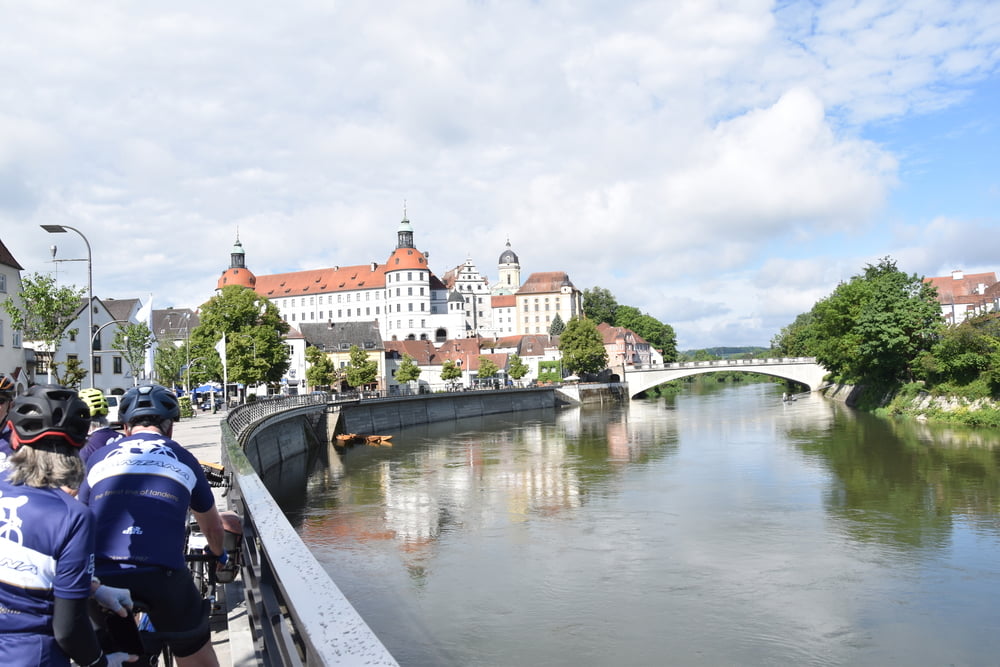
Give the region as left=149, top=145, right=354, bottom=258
left=215, top=334, right=227, bottom=367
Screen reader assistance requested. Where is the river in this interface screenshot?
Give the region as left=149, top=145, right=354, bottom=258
left=284, top=382, right=1000, bottom=666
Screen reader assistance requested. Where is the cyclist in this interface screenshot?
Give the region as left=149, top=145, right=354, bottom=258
left=0, top=376, right=14, bottom=471
left=79, top=388, right=122, bottom=464
left=79, top=383, right=227, bottom=667
left=0, top=384, right=135, bottom=667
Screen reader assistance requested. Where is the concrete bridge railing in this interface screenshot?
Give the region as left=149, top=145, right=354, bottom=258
left=623, top=357, right=829, bottom=398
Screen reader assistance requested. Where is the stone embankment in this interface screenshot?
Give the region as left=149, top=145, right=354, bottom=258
left=822, top=383, right=999, bottom=422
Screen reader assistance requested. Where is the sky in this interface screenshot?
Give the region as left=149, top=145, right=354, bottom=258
left=1, top=1, right=999, bottom=350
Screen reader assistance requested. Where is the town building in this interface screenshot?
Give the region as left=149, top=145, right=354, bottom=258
left=30, top=296, right=143, bottom=397
left=515, top=272, right=583, bottom=335
left=597, top=322, right=663, bottom=377
left=924, top=269, right=1000, bottom=324
left=298, top=321, right=385, bottom=392
left=0, top=238, right=29, bottom=395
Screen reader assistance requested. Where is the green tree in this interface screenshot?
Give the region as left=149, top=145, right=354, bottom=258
left=508, top=354, right=529, bottom=383
left=559, top=317, right=609, bottom=376
left=114, top=322, right=155, bottom=385
left=537, top=360, right=562, bottom=382
left=923, top=319, right=995, bottom=385
left=60, top=357, right=88, bottom=389
left=583, top=286, right=619, bottom=325
left=345, top=345, right=378, bottom=388
left=477, top=356, right=500, bottom=381
left=395, top=354, right=422, bottom=389
left=2, top=272, right=86, bottom=385
left=441, top=359, right=462, bottom=387
left=305, top=345, right=339, bottom=390
left=770, top=311, right=817, bottom=357
left=189, top=286, right=290, bottom=388
left=154, top=341, right=187, bottom=390
left=808, top=257, right=943, bottom=383
left=549, top=313, right=565, bottom=335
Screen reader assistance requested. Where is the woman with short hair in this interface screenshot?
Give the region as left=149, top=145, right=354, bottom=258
left=0, top=384, right=134, bottom=667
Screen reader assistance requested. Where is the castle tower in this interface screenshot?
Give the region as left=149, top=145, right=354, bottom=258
left=216, top=232, right=257, bottom=291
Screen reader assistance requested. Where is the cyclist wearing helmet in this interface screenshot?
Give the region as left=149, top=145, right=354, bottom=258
left=78, top=388, right=122, bottom=464
left=79, top=383, right=226, bottom=667
left=0, top=375, right=14, bottom=471
left=0, top=384, right=135, bottom=667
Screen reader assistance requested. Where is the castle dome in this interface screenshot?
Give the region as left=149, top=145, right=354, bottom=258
left=386, top=246, right=428, bottom=271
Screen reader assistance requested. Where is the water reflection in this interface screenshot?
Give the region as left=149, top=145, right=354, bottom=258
left=288, top=383, right=1000, bottom=666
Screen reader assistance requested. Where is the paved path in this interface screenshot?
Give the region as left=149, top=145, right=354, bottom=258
left=170, top=410, right=257, bottom=666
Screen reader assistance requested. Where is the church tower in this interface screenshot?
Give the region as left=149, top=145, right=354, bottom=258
left=494, top=238, right=521, bottom=295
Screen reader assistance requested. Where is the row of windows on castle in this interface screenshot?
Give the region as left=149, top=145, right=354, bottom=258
left=275, top=292, right=565, bottom=323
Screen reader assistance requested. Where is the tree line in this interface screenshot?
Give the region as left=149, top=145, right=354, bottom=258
left=770, top=257, right=1000, bottom=410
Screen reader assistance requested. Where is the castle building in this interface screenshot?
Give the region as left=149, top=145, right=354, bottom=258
left=216, top=213, right=583, bottom=345
left=442, top=257, right=492, bottom=337
left=220, top=214, right=465, bottom=343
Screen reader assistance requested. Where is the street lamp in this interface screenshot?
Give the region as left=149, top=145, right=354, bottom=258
left=42, top=225, right=94, bottom=388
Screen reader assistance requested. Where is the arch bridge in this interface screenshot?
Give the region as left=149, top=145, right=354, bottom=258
left=622, top=357, right=828, bottom=399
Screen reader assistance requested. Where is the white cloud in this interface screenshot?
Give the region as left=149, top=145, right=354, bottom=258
left=1, top=1, right=999, bottom=349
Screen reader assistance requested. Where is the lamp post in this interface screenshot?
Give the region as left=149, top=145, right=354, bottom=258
left=42, top=225, right=93, bottom=388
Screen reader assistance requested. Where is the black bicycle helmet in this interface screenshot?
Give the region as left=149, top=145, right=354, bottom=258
left=7, top=384, right=90, bottom=449
left=119, top=383, right=181, bottom=425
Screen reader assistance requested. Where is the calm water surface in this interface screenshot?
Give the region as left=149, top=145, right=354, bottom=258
left=284, top=383, right=1000, bottom=666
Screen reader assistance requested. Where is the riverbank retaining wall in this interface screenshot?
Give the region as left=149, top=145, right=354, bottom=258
left=338, top=388, right=558, bottom=435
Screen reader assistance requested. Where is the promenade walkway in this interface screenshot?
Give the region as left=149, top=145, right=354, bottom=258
left=170, top=409, right=256, bottom=666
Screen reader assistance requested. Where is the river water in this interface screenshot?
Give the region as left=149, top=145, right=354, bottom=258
left=284, top=382, right=1000, bottom=666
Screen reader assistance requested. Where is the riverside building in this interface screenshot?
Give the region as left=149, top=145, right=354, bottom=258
left=216, top=214, right=583, bottom=342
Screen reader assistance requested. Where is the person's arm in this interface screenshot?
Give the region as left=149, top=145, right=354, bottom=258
left=193, top=505, right=226, bottom=559
left=52, top=595, right=107, bottom=667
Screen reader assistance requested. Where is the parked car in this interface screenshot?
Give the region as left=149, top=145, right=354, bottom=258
left=106, top=394, right=123, bottom=428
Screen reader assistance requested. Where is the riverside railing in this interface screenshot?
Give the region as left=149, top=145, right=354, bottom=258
left=222, top=397, right=399, bottom=666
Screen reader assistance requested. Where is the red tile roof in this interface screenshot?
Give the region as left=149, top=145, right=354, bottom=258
left=517, top=271, right=575, bottom=294
left=254, top=263, right=387, bottom=298
left=925, top=271, right=997, bottom=302
left=492, top=294, right=515, bottom=307
left=385, top=339, right=439, bottom=365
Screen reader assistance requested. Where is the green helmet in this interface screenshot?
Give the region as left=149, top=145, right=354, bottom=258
left=79, top=387, right=109, bottom=417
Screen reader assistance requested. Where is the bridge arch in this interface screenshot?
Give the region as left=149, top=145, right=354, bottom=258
left=622, top=357, right=829, bottom=399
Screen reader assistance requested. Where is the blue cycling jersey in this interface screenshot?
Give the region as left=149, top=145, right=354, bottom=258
left=79, top=431, right=215, bottom=571
left=0, top=476, right=94, bottom=667
left=80, top=426, right=123, bottom=465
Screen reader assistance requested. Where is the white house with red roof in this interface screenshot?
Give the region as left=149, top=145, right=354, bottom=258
left=924, top=269, right=999, bottom=324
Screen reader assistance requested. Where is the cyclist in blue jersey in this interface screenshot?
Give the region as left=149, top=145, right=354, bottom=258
left=79, top=388, right=122, bottom=465
left=0, top=384, right=135, bottom=667
left=79, top=383, right=227, bottom=667
left=0, top=376, right=15, bottom=471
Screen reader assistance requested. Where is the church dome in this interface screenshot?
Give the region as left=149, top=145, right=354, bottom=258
left=498, top=240, right=519, bottom=265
